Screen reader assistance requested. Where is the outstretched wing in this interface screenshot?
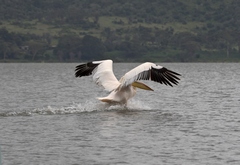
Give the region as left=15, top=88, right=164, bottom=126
left=75, top=60, right=120, bottom=91
left=119, top=62, right=181, bottom=88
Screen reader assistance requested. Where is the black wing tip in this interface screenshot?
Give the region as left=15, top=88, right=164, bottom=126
left=151, top=67, right=181, bottom=87
left=166, top=69, right=181, bottom=76
left=161, top=67, right=181, bottom=76
left=75, top=61, right=99, bottom=78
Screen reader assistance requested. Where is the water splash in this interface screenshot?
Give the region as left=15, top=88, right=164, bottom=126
left=0, top=100, right=152, bottom=117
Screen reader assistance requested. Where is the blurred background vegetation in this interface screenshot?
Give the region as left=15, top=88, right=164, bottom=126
left=0, top=0, right=240, bottom=62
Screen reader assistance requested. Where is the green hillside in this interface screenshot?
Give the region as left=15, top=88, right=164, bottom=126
left=0, top=0, right=239, bottom=62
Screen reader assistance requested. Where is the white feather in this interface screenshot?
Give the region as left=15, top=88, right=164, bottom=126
left=92, top=60, right=120, bottom=92
left=119, top=62, right=162, bottom=88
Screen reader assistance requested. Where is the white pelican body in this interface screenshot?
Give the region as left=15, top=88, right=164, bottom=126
left=98, top=84, right=137, bottom=104
left=75, top=60, right=180, bottom=105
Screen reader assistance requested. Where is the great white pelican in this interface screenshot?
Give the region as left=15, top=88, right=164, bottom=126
left=75, top=60, right=181, bottom=105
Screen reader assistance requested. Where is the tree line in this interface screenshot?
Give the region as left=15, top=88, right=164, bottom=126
left=1, top=0, right=239, bottom=27
left=1, top=26, right=239, bottom=62
left=0, top=0, right=240, bottom=62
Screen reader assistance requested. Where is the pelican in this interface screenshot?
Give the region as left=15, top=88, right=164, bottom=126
left=75, top=60, right=180, bottom=105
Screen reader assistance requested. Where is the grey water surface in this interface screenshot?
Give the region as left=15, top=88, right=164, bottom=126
left=0, top=63, right=240, bottom=165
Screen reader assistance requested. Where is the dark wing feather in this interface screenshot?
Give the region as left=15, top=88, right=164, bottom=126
left=75, top=62, right=99, bottom=77
left=111, top=62, right=181, bottom=89
left=150, top=67, right=181, bottom=87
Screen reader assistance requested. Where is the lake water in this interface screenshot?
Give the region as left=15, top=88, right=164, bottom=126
left=0, top=63, right=240, bottom=165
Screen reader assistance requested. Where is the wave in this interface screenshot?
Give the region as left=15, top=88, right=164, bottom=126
left=0, top=100, right=152, bottom=117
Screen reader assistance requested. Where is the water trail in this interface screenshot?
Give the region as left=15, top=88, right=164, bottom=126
left=0, top=99, right=152, bottom=117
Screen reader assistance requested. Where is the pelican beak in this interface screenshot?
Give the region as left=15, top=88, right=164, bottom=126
left=132, top=82, right=154, bottom=91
